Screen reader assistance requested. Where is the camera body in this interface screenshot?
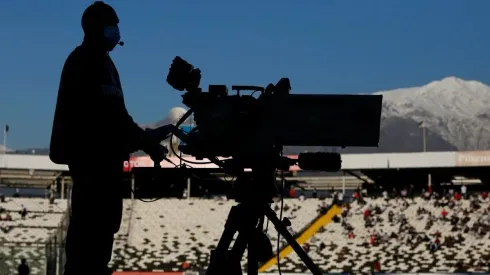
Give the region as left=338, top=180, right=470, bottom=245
left=177, top=86, right=273, bottom=159
left=166, top=56, right=383, bottom=164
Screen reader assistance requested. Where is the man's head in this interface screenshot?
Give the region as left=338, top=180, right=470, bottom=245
left=81, top=1, right=121, bottom=51
left=21, top=258, right=26, bottom=264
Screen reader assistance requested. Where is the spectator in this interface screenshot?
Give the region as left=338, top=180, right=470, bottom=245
left=353, top=191, right=360, bottom=200
left=454, top=192, right=461, bottom=201
left=0, top=208, right=6, bottom=221
left=20, top=206, right=27, bottom=219
left=382, top=190, right=388, bottom=201
left=0, top=193, right=4, bottom=202
left=430, top=238, right=440, bottom=251
left=441, top=209, right=448, bottom=219
left=388, top=210, right=395, bottom=223
left=361, top=185, right=368, bottom=197
left=447, top=200, right=455, bottom=209
left=461, top=185, right=467, bottom=197
left=374, top=260, right=381, bottom=273
left=408, top=184, right=415, bottom=198
left=318, top=205, right=328, bottom=215
left=391, top=187, right=398, bottom=197
left=49, top=189, right=55, bottom=204
left=337, top=192, right=343, bottom=202
left=181, top=262, right=190, bottom=270
left=0, top=224, right=11, bottom=233
left=18, top=258, right=29, bottom=275
left=13, top=188, right=20, bottom=198
left=370, top=234, right=376, bottom=245
left=341, top=207, right=348, bottom=218
left=364, top=209, right=371, bottom=218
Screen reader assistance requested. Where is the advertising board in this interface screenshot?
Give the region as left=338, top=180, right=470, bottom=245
left=456, top=150, right=490, bottom=166
left=113, top=273, right=182, bottom=275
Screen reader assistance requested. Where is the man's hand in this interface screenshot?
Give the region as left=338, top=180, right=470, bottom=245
left=141, top=130, right=169, bottom=165
left=144, top=125, right=176, bottom=144
left=148, top=144, right=169, bottom=166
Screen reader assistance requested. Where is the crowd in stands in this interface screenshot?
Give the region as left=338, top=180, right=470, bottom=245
left=278, top=185, right=490, bottom=273
left=1, top=183, right=490, bottom=274
left=109, top=197, right=322, bottom=272
left=109, top=184, right=490, bottom=273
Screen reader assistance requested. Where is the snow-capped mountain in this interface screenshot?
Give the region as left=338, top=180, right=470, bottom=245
left=377, top=76, right=490, bottom=151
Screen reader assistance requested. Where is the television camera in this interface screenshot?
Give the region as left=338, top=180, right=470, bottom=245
left=144, top=56, right=383, bottom=275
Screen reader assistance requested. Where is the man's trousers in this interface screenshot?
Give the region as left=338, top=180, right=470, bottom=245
left=63, top=162, right=124, bottom=275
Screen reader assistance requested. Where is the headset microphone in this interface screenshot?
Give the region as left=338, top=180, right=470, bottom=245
left=118, top=41, right=125, bottom=46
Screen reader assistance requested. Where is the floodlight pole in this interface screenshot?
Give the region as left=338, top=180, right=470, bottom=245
left=2, top=130, right=6, bottom=154
left=420, top=121, right=432, bottom=188
left=1, top=127, right=7, bottom=167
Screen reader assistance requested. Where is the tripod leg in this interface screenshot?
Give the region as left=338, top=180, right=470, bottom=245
left=231, top=204, right=262, bottom=275
left=246, top=222, right=262, bottom=275
left=229, top=229, right=255, bottom=275
left=263, top=205, right=323, bottom=275
left=215, top=205, right=241, bottom=251
left=206, top=205, right=243, bottom=275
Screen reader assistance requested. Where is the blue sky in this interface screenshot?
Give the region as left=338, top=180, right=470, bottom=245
left=0, top=0, right=489, bottom=149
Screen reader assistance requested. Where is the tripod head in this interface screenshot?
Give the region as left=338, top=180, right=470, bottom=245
left=203, top=153, right=331, bottom=275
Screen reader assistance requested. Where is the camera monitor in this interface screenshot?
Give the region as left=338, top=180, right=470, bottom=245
left=261, top=94, right=383, bottom=147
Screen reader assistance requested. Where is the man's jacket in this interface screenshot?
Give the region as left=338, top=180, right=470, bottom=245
left=50, top=42, right=143, bottom=164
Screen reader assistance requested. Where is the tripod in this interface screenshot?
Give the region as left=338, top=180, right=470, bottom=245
left=205, top=162, right=323, bottom=275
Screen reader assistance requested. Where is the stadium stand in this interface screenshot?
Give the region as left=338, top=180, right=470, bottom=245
left=110, top=198, right=325, bottom=272
left=106, top=193, right=490, bottom=274
left=0, top=198, right=68, bottom=275
left=266, top=193, right=490, bottom=273
left=0, top=191, right=489, bottom=274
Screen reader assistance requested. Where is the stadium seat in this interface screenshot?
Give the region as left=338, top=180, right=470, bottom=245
left=5, top=194, right=490, bottom=274
left=268, top=196, right=490, bottom=273
left=110, top=198, right=321, bottom=272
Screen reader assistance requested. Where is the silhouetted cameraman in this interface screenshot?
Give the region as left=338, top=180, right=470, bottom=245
left=49, top=2, right=167, bottom=275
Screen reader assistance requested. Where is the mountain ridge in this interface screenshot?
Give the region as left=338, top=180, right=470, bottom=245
left=375, top=76, right=490, bottom=151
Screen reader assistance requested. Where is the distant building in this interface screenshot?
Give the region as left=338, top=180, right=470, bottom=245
left=0, top=145, right=14, bottom=154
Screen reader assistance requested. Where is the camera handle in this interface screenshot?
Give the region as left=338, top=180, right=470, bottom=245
left=231, top=85, right=264, bottom=95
